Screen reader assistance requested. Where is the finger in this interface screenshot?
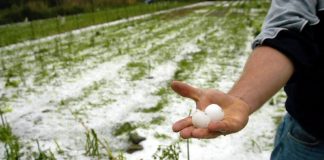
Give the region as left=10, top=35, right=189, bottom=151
left=204, top=89, right=232, bottom=107
left=171, top=81, right=201, bottom=101
left=208, top=120, right=232, bottom=134
left=172, top=117, right=192, bottom=132
left=191, top=128, right=222, bottom=139
left=196, top=98, right=211, bottom=110
left=180, top=126, right=195, bottom=139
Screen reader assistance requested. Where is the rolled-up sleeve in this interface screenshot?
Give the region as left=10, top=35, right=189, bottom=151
left=252, top=0, right=322, bottom=73
left=252, top=0, right=319, bottom=49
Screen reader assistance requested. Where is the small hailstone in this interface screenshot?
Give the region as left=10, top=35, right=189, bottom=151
left=205, top=104, right=224, bottom=122
left=192, top=110, right=211, bottom=128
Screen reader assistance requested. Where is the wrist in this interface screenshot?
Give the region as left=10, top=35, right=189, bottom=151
left=227, top=92, right=254, bottom=115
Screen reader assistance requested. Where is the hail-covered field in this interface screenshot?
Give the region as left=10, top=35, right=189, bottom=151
left=0, top=1, right=287, bottom=160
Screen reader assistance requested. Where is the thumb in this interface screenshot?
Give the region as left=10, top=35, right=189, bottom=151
left=171, top=81, right=201, bottom=101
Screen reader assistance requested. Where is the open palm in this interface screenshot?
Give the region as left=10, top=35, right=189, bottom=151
left=171, top=81, right=251, bottom=139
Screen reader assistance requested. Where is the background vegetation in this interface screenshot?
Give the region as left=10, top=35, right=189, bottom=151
left=0, top=0, right=205, bottom=25
left=0, top=0, right=208, bottom=47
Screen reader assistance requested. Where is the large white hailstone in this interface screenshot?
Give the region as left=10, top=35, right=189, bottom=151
left=205, top=104, right=224, bottom=122
left=192, top=110, right=211, bottom=128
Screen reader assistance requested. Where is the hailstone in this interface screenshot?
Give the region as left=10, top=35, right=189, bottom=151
left=205, top=104, right=224, bottom=122
left=192, top=110, right=211, bottom=128
left=191, top=104, right=224, bottom=128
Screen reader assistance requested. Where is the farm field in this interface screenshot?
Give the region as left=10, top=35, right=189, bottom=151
left=0, top=1, right=194, bottom=47
left=0, top=1, right=287, bottom=160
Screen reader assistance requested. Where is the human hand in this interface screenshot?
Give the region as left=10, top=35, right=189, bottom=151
left=171, top=81, right=251, bottom=139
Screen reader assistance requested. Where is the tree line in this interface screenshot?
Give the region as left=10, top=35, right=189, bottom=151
left=0, top=0, right=143, bottom=24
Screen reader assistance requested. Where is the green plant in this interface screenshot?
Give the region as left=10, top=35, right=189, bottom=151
left=85, top=129, right=100, bottom=158
left=115, top=152, right=126, bottom=160
left=250, top=139, right=262, bottom=153
left=71, top=110, right=125, bottom=159
left=150, top=116, right=165, bottom=125
left=0, top=104, right=12, bottom=115
left=5, top=79, right=20, bottom=88
left=154, top=133, right=171, bottom=139
left=113, top=122, right=137, bottom=136
left=103, top=139, right=115, bottom=160
left=174, top=51, right=208, bottom=81
left=125, top=62, right=148, bottom=81
left=103, top=139, right=126, bottom=160
left=152, top=142, right=181, bottom=160
left=1, top=59, right=6, bottom=71
left=140, top=99, right=168, bottom=113
left=54, top=140, right=64, bottom=155
left=154, top=87, right=170, bottom=96
left=0, top=114, right=22, bottom=160
left=83, top=126, right=126, bottom=159
left=30, top=21, right=36, bottom=39
left=33, top=140, right=56, bottom=160
left=58, top=80, right=107, bottom=108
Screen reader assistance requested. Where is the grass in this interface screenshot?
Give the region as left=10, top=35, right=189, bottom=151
left=0, top=114, right=22, bottom=160
left=33, top=140, right=56, bottom=160
left=174, top=50, right=208, bottom=81
left=125, top=61, right=149, bottom=81
left=154, top=87, right=171, bottom=96
left=73, top=111, right=126, bottom=159
left=59, top=79, right=107, bottom=108
left=154, top=133, right=171, bottom=140
left=152, top=142, right=181, bottom=160
left=0, top=1, right=192, bottom=47
left=84, top=128, right=127, bottom=159
left=113, top=122, right=138, bottom=136
left=85, top=129, right=127, bottom=160
left=54, top=140, right=64, bottom=155
left=140, top=99, right=168, bottom=113
left=150, top=116, right=166, bottom=125
left=85, top=129, right=100, bottom=158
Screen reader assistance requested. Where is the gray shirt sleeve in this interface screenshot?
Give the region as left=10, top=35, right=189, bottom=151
left=252, top=0, right=319, bottom=49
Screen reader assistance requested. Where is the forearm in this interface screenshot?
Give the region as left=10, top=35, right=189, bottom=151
left=228, top=46, right=294, bottom=114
